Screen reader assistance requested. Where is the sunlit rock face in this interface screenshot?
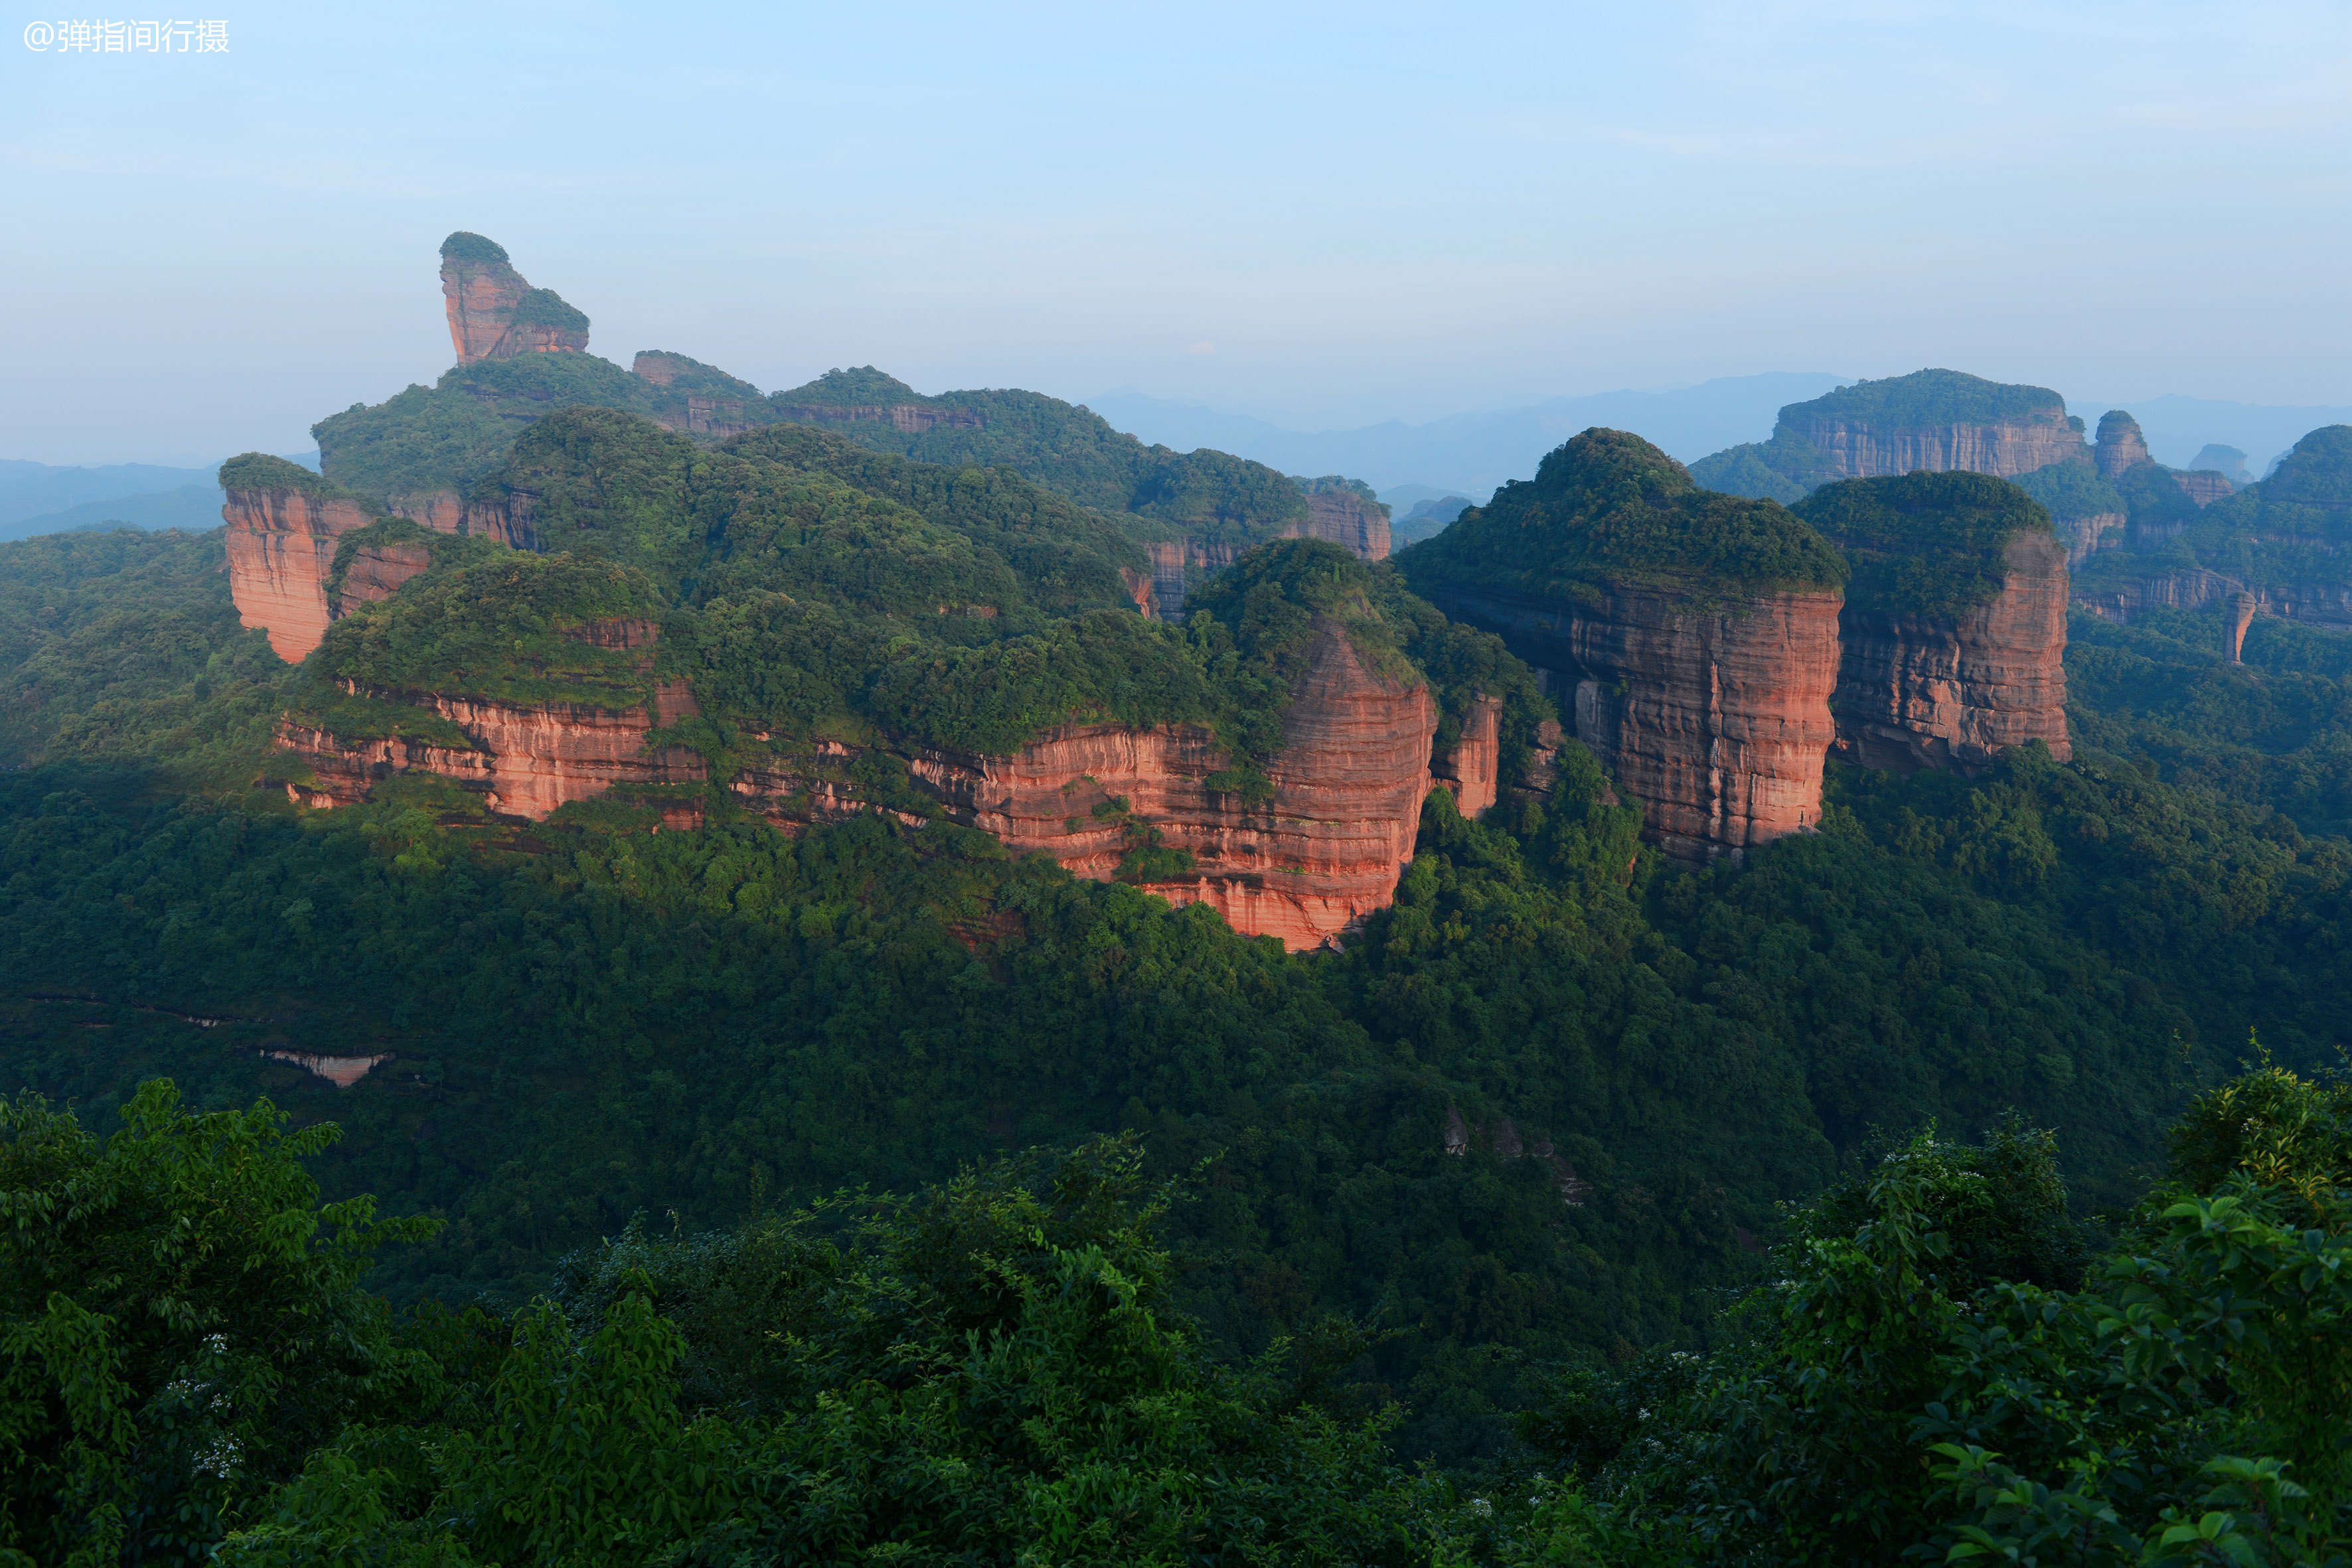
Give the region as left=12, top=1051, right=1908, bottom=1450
left=438, top=232, right=589, bottom=363
left=221, top=483, right=378, bottom=662
left=279, top=618, right=1440, bottom=951
left=1432, top=581, right=1843, bottom=860
left=1830, top=529, right=2071, bottom=772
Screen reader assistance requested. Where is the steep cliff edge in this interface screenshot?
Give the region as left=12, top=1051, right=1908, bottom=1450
left=1796, top=471, right=2070, bottom=771
left=1400, top=428, right=1847, bottom=859
left=439, top=232, right=590, bottom=362
left=1693, top=369, right=2085, bottom=502
left=218, top=455, right=381, bottom=661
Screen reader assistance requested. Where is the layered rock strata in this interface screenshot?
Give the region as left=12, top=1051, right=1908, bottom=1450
left=333, top=536, right=435, bottom=617
left=1296, top=489, right=1392, bottom=561
left=1429, top=584, right=1842, bottom=859
left=769, top=402, right=984, bottom=434
left=439, top=233, right=588, bottom=362
left=222, top=484, right=380, bottom=661
left=1792, top=412, right=2080, bottom=481
left=1144, top=503, right=1392, bottom=618
left=1429, top=694, right=1503, bottom=817
left=281, top=686, right=708, bottom=820
left=283, top=619, right=1441, bottom=951
left=2173, top=471, right=2236, bottom=507
left=1831, top=530, right=2071, bottom=771
left=2094, top=411, right=2154, bottom=479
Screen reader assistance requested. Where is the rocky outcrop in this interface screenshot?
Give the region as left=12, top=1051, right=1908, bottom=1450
left=1831, top=530, right=2071, bottom=771
left=2174, top=471, right=2236, bottom=507
left=1295, top=487, right=1392, bottom=562
left=2094, top=411, right=2154, bottom=479
left=333, top=536, right=435, bottom=617
left=1430, top=693, right=1503, bottom=817
left=222, top=482, right=379, bottom=661
left=280, top=618, right=1439, bottom=951
left=2075, top=568, right=2352, bottom=632
left=1429, top=584, right=1842, bottom=859
left=2229, top=593, right=2258, bottom=663
left=281, top=684, right=708, bottom=820
left=2055, top=510, right=2126, bottom=566
left=439, top=232, right=589, bottom=363
left=1794, top=413, right=2081, bottom=481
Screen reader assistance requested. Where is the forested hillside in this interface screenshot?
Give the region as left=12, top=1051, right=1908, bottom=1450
left=4, top=419, right=2349, bottom=1556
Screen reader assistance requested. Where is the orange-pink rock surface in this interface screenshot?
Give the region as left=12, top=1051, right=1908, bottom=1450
left=1832, top=530, right=2071, bottom=771
left=440, top=252, right=586, bottom=362
left=1430, top=584, right=1842, bottom=859
left=333, top=538, right=435, bottom=617
left=222, top=487, right=379, bottom=661
left=2094, top=411, right=2154, bottom=479
left=1430, top=693, right=1503, bottom=817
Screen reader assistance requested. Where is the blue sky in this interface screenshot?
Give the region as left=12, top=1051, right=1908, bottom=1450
left=3, top=1, right=2348, bottom=465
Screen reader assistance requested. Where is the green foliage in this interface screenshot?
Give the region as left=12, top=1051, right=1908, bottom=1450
left=2205, top=426, right=2352, bottom=542
left=1797, top=470, right=2057, bottom=619
left=1784, top=368, right=2068, bottom=428
left=214, top=454, right=345, bottom=502
left=0, top=528, right=291, bottom=789
left=311, top=354, right=653, bottom=505
left=435, top=232, right=507, bottom=266
left=0, top=1082, right=435, bottom=1565
left=767, top=364, right=927, bottom=408
left=1686, top=441, right=1812, bottom=504
left=503, top=287, right=586, bottom=335
left=1400, top=428, right=1849, bottom=597
left=2011, top=453, right=2129, bottom=522
left=222, top=1138, right=1435, bottom=1566
left=312, top=551, right=665, bottom=709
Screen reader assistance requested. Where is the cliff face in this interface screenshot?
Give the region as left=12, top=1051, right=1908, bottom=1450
left=2056, top=510, right=2126, bottom=567
left=1430, top=693, right=1503, bottom=817
left=439, top=234, right=588, bottom=363
left=1788, top=412, right=2080, bottom=481
left=2094, top=412, right=2154, bottom=479
left=1296, top=489, right=1392, bottom=562
left=222, top=485, right=379, bottom=661
left=281, top=617, right=1439, bottom=951
left=769, top=402, right=984, bottom=434
left=1143, top=499, right=1391, bottom=617
left=2173, top=471, right=2236, bottom=507
left=1427, top=583, right=1842, bottom=859
left=1832, top=530, right=2071, bottom=771
left=281, top=685, right=708, bottom=819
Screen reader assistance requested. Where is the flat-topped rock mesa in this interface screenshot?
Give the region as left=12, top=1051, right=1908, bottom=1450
left=218, top=455, right=383, bottom=661
left=1691, top=370, right=2087, bottom=505
left=440, top=232, right=590, bottom=362
left=1796, top=471, right=2070, bottom=771
left=1401, top=429, right=1848, bottom=860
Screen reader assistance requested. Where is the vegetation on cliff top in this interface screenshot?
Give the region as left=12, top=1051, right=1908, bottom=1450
left=2009, top=451, right=2128, bottom=522
left=215, top=452, right=352, bottom=503
left=1400, top=427, right=1849, bottom=598
left=1781, top=366, right=2069, bottom=427
left=437, top=230, right=509, bottom=266
left=1796, top=469, right=2056, bottom=619
left=507, top=285, right=588, bottom=334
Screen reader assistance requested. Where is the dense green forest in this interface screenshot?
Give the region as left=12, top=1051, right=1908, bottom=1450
left=5, top=407, right=2351, bottom=1556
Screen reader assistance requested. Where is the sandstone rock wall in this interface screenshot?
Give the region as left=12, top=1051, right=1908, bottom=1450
left=440, top=250, right=587, bottom=362
left=1790, top=414, right=2081, bottom=482
left=333, top=538, right=435, bottom=617
left=2057, top=510, right=2126, bottom=566
left=1296, top=489, right=1392, bottom=562
left=1832, top=530, right=2071, bottom=771
left=2174, top=471, right=2236, bottom=507
left=2094, top=412, right=2154, bottom=479
left=1427, top=584, right=1842, bottom=859
left=281, top=688, right=708, bottom=819
left=222, top=487, right=380, bottom=661
left=2076, top=568, right=2352, bottom=632
left=770, top=402, right=984, bottom=434
left=1144, top=504, right=1391, bottom=618
left=280, top=618, right=1439, bottom=951
left=1430, top=693, right=1502, bottom=817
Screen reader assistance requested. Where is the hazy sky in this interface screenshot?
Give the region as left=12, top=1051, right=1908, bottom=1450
left=4, top=1, right=2349, bottom=465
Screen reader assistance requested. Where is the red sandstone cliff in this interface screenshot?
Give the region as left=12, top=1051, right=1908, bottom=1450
left=439, top=238, right=588, bottom=363
left=2094, top=411, right=2154, bottom=479
left=1832, top=530, right=2071, bottom=771
left=279, top=617, right=1439, bottom=950
left=1425, top=584, right=1842, bottom=860
left=2173, top=471, right=2236, bottom=507
left=222, top=485, right=380, bottom=661
left=333, top=536, right=435, bottom=617
left=1429, top=693, right=1503, bottom=817
left=1144, top=499, right=1392, bottom=617
left=1788, top=411, right=2081, bottom=482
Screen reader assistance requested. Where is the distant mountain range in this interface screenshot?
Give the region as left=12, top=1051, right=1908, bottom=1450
left=1084, top=374, right=1849, bottom=501
left=0, top=452, right=319, bottom=542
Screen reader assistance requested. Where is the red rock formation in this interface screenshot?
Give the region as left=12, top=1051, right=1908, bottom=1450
left=222, top=485, right=378, bottom=661
left=2057, top=510, right=2126, bottom=566
left=1429, top=584, right=1842, bottom=859
left=1430, top=693, right=1502, bottom=817
left=1790, top=411, right=2082, bottom=481
left=439, top=234, right=588, bottom=362
left=2094, top=411, right=2154, bottom=479
left=2229, top=592, right=2258, bottom=663
left=280, top=689, right=708, bottom=819
left=278, top=617, right=1437, bottom=949
left=1831, top=530, right=2071, bottom=771
left=333, top=536, right=435, bottom=617
left=1297, top=489, right=1392, bottom=562
left=2174, top=470, right=2236, bottom=507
